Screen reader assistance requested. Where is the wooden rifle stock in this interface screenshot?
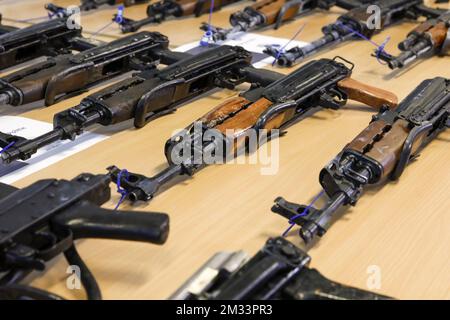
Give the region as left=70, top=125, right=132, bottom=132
left=337, top=77, right=398, bottom=110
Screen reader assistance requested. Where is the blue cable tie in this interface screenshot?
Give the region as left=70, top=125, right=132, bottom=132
left=272, top=24, right=306, bottom=66
left=0, top=141, right=16, bottom=154
left=114, top=5, right=125, bottom=24
left=336, top=22, right=391, bottom=65
left=114, top=168, right=129, bottom=210
left=281, top=190, right=325, bottom=237
left=199, top=0, right=215, bottom=46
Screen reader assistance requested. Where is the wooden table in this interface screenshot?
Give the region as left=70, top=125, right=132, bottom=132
left=0, top=0, right=449, bottom=300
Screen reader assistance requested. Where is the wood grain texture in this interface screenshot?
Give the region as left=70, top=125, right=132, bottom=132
left=198, top=96, right=250, bottom=126
left=338, top=77, right=398, bottom=110
left=429, top=22, right=449, bottom=47
left=254, top=0, right=299, bottom=25
left=0, top=0, right=448, bottom=300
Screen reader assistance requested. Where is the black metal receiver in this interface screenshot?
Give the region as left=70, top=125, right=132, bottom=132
left=80, top=0, right=149, bottom=10
left=375, top=10, right=450, bottom=69
left=109, top=57, right=397, bottom=202
left=46, top=0, right=149, bottom=13
left=170, top=237, right=391, bottom=300
left=201, top=0, right=369, bottom=43
left=0, top=31, right=172, bottom=107
left=0, top=17, right=98, bottom=71
left=264, top=0, right=445, bottom=67
left=116, top=0, right=243, bottom=33
left=273, top=77, right=450, bottom=244
left=0, top=173, right=169, bottom=300
left=0, top=45, right=280, bottom=163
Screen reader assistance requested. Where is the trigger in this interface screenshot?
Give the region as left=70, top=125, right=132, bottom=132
left=213, top=74, right=238, bottom=90
left=319, top=88, right=347, bottom=110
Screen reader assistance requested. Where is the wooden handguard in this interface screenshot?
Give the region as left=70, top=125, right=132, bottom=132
left=410, top=20, right=434, bottom=34
left=177, top=0, right=202, bottom=16
left=337, top=78, right=398, bottom=110
left=252, top=0, right=299, bottom=25
left=196, top=96, right=294, bottom=153
left=428, top=22, right=449, bottom=48
left=345, top=118, right=427, bottom=181
left=198, top=96, right=251, bottom=128
left=213, top=97, right=293, bottom=134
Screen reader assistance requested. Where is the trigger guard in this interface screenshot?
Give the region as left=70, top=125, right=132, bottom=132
left=319, top=88, right=347, bottom=109
left=37, top=229, right=73, bottom=262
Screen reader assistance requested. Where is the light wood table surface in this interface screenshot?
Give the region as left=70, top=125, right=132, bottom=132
left=0, top=0, right=449, bottom=300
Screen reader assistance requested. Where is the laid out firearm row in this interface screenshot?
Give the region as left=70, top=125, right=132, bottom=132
left=0, top=48, right=447, bottom=300
left=40, top=0, right=449, bottom=70
left=0, top=2, right=448, bottom=301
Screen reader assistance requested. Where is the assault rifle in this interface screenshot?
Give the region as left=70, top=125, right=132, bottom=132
left=201, top=0, right=369, bottom=42
left=375, top=10, right=450, bottom=69
left=116, top=0, right=243, bottom=33
left=170, top=237, right=391, bottom=299
left=264, top=0, right=445, bottom=67
left=0, top=173, right=169, bottom=300
left=0, top=17, right=98, bottom=71
left=273, top=77, right=450, bottom=243
left=0, top=45, right=283, bottom=163
left=108, top=57, right=397, bottom=202
left=0, top=31, right=178, bottom=107
left=46, top=0, right=149, bottom=12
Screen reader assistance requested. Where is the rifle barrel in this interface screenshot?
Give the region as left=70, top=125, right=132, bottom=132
left=300, top=192, right=347, bottom=243
left=1, top=109, right=102, bottom=163
left=388, top=40, right=432, bottom=69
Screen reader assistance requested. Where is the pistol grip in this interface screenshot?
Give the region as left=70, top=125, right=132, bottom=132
left=53, top=201, right=169, bottom=245
left=337, top=78, right=398, bottom=110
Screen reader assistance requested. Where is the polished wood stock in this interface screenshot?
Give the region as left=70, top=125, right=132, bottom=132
left=338, top=77, right=398, bottom=110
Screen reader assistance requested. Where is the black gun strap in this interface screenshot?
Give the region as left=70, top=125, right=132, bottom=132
left=64, top=245, right=102, bottom=300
